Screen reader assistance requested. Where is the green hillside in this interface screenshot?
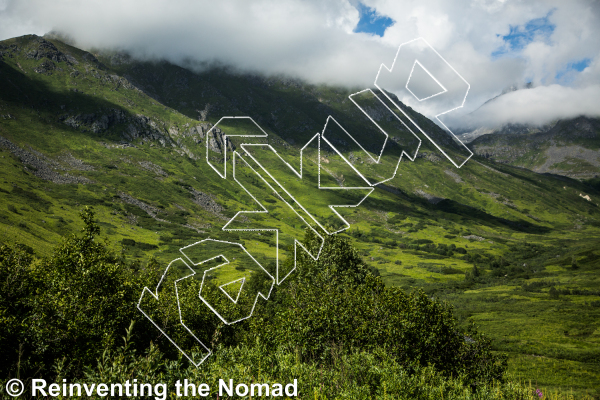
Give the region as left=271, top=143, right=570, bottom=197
left=1, top=34, right=599, bottom=396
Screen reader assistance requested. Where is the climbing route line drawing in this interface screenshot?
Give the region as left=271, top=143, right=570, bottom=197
left=138, top=37, right=472, bottom=366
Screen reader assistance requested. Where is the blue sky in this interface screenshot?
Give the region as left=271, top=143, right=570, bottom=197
left=353, top=2, right=394, bottom=37
left=555, top=58, right=592, bottom=83
left=492, top=10, right=556, bottom=58
left=492, top=10, right=590, bottom=84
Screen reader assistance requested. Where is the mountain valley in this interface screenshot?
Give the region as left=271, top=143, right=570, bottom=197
left=1, top=34, right=599, bottom=395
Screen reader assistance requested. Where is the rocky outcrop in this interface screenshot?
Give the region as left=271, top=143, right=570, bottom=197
left=34, top=59, right=56, bottom=75
left=59, top=109, right=175, bottom=147
left=60, top=109, right=127, bottom=134
left=190, top=189, right=227, bottom=219
left=206, top=126, right=235, bottom=154
left=444, top=169, right=462, bottom=183
left=0, top=35, right=92, bottom=70
left=25, top=37, right=70, bottom=63
left=0, top=136, right=91, bottom=184
left=170, top=123, right=235, bottom=154
left=58, top=108, right=234, bottom=155
left=462, top=235, right=485, bottom=241
left=197, top=103, right=212, bottom=121
left=417, top=151, right=442, bottom=163
left=124, top=114, right=171, bottom=146
left=57, top=153, right=95, bottom=171
left=0, top=43, right=20, bottom=60
left=138, top=161, right=167, bottom=177
left=117, top=192, right=163, bottom=218
left=102, top=74, right=138, bottom=90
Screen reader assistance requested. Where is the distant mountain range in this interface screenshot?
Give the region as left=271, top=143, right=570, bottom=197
left=466, top=116, right=600, bottom=179
left=453, top=85, right=600, bottom=179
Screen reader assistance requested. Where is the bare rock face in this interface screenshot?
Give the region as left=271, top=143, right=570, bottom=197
left=60, top=109, right=127, bottom=134
left=206, top=126, right=235, bottom=154
left=34, top=59, right=56, bottom=75
left=57, top=106, right=234, bottom=155
left=138, top=161, right=167, bottom=177
left=103, top=74, right=137, bottom=90
left=417, top=151, right=442, bottom=163
left=197, top=103, right=212, bottom=121
left=118, top=192, right=162, bottom=218
left=2, top=44, right=20, bottom=61
left=172, top=123, right=235, bottom=154
left=0, top=44, right=8, bottom=60
left=59, top=109, right=174, bottom=148
left=26, top=38, right=69, bottom=63
left=125, top=114, right=170, bottom=145
left=0, top=35, right=79, bottom=66
left=190, top=189, right=227, bottom=219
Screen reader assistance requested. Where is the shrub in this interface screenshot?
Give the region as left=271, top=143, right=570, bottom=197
left=2, top=214, right=508, bottom=395
left=0, top=207, right=160, bottom=378
left=247, top=230, right=507, bottom=388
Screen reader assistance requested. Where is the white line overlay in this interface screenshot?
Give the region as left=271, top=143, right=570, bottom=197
left=138, top=37, right=472, bottom=366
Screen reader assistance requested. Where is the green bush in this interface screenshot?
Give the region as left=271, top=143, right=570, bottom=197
left=70, top=326, right=533, bottom=400
left=1, top=213, right=513, bottom=398
left=246, top=230, right=507, bottom=388
left=0, top=207, right=160, bottom=378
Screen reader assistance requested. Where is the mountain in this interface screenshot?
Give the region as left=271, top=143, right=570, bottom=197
left=0, top=33, right=482, bottom=264
left=452, top=84, right=600, bottom=180
left=1, top=34, right=600, bottom=394
left=453, top=83, right=536, bottom=143
left=468, top=116, right=600, bottom=179
left=455, top=121, right=551, bottom=144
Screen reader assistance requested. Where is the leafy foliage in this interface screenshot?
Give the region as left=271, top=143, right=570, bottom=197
left=0, top=212, right=516, bottom=398
left=0, top=207, right=159, bottom=378
left=247, top=231, right=507, bottom=388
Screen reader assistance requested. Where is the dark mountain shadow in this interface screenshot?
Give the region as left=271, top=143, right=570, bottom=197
left=435, top=199, right=551, bottom=234
left=1, top=54, right=152, bottom=144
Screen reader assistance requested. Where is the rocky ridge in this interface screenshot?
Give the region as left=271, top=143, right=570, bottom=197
left=468, top=116, right=600, bottom=179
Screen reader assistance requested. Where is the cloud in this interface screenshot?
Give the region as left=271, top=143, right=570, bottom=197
left=450, top=84, right=600, bottom=129
left=491, top=9, right=556, bottom=57
left=0, top=0, right=390, bottom=88
left=0, top=0, right=599, bottom=127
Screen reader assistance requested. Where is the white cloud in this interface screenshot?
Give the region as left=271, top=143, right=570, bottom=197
left=0, top=0, right=598, bottom=127
left=453, top=84, right=600, bottom=129
left=0, top=0, right=389, bottom=87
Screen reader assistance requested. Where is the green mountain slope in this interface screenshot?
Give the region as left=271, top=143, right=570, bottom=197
left=1, top=34, right=599, bottom=395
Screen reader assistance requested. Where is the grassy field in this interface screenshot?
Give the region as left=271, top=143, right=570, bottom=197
left=1, top=34, right=599, bottom=396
